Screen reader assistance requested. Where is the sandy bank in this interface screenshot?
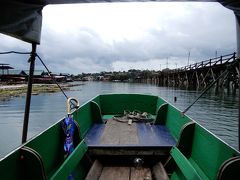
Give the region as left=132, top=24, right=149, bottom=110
left=0, top=83, right=84, bottom=100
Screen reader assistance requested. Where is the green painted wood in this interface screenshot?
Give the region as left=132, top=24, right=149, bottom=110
left=165, top=122, right=195, bottom=174
left=217, top=157, right=240, bottom=180
left=92, top=96, right=101, bottom=107
left=26, top=122, right=65, bottom=178
left=170, top=147, right=201, bottom=180
left=165, top=106, right=191, bottom=140
left=73, top=120, right=82, bottom=146
left=71, top=159, right=90, bottom=180
left=168, top=123, right=240, bottom=180
left=170, top=168, right=186, bottom=180
left=0, top=150, right=23, bottom=179
left=73, top=102, right=95, bottom=138
left=90, top=101, right=104, bottom=123
left=156, top=97, right=167, bottom=112
left=50, top=141, right=88, bottom=180
left=154, top=103, right=168, bottom=124
left=1, top=94, right=240, bottom=180
left=99, top=94, right=158, bottom=115
left=177, top=122, right=195, bottom=158
left=188, top=158, right=209, bottom=180
left=189, top=124, right=238, bottom=180
left=102, top=114, right=116, bottom=120
left=164, top=122, right=196, bottom=174
left=20, top=146, right=47, bottom=180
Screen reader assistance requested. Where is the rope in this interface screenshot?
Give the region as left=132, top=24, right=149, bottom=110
left=35, top=54, right=69, bottom=100
left=182, top=70, right=229, bottom=114
left=113, top=110, right=154, bottom=123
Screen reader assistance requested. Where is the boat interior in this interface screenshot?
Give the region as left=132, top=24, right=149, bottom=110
left=0, top=94, right=240, bottom=180
left=1, top=0, right=240, bottom=179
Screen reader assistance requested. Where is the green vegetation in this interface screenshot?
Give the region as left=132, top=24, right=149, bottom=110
left=75, top=69, right=167, bottom=82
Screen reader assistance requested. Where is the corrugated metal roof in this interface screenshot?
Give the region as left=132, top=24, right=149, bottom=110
left=0, top=65, right=14, bottom=70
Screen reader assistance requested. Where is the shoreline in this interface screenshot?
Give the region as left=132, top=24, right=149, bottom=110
left=0, top=83, right=84, bottom=101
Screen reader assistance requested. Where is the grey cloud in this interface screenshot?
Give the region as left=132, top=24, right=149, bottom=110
left=0, top=3, right=237, bottom=74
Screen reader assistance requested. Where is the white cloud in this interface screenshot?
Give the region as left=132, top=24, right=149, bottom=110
left=0, top=2, right=236, bottom=74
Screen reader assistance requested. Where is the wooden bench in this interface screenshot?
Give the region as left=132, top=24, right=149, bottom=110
left=84, top=120, right=176, bottom=156
left=164, top=122, right=240, bottom=180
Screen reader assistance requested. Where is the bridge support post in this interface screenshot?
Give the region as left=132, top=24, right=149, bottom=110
left=236, top=14, right=240, bottom=150
left=236, top=15, right=240, bottom=57
left=185, top=72, right=189, bottom=88
left=195, top=72, right=199, bottom=89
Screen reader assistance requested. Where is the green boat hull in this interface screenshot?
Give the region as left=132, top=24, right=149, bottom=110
left=0, top=94, right=239, bottom=179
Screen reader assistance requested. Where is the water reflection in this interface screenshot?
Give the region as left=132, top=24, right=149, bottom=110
left=0, top=81, right=238, bottom=158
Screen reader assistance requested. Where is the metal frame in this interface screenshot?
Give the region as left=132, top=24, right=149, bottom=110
left=22, top=43, right=37, bottom=143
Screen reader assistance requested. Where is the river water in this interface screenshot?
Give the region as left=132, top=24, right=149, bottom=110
left=0, top=81, right=238, bottom=158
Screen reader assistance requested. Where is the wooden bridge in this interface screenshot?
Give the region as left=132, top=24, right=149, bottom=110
left=138, top=52, right=240, bottom=90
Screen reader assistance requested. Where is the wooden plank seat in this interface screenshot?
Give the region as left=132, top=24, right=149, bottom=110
left=85, top=159, right=169, bottom=180
left=84, top=120, right=176, bottom=156
left=84, top=95, right=190, bottom=156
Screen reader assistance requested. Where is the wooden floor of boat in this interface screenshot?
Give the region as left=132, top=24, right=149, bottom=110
left=100, top=166, right=152, bottom=180
left=85, top=120, right=176, bottom=148
left=85, top=160, right=168, bottom=180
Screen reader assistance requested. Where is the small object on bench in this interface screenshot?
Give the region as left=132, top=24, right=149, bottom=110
left=133, top=157, right=144, bottom=169
left=128, top=119, right=133, bottom=125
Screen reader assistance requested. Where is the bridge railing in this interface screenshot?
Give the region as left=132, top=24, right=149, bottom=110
left=172, top=52, right=236, bottom=73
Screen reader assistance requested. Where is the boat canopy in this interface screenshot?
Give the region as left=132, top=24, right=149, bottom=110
left=0, top=0, right=240, bottom=44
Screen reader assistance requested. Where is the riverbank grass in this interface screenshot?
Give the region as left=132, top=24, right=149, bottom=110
left=0, top=84, right=69, bottom=100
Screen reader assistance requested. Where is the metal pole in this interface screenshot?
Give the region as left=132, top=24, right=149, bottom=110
left=187, top=50, right=191, bottom=66
left=22, top=43, right=36, bottom=144
left=236, top=14, right=240, bottom=150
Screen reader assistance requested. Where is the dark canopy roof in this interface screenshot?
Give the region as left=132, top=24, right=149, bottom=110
left=0, top=64, right=14, bottom=70
left=0, top=0, right=240, bottom=44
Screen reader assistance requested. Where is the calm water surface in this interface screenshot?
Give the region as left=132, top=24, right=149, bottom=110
left=0, top=82, right=238, bottom=158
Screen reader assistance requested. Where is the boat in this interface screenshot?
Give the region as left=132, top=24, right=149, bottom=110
left=0, top=93, right=239, bottom=179
left=0, top=0, right=240, bottom=180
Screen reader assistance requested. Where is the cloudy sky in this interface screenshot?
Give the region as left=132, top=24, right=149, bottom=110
left=0, top=2, right=237, bottom=74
